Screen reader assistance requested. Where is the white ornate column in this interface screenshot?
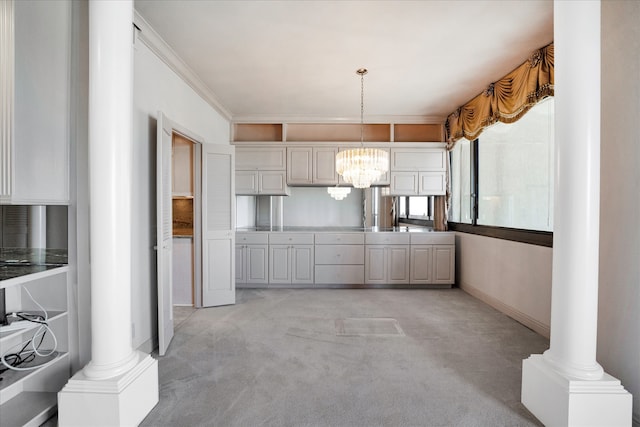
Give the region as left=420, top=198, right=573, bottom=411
left=521, top=1, right=631, bottom=426
left=58, top=1, right=158, bottom=425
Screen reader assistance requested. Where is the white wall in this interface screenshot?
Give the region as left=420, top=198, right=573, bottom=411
left=132, top=35, right=229, bottom=350
left=599, top=2, right=640, bottom=424
left=455, top=233, right=552, bottom=337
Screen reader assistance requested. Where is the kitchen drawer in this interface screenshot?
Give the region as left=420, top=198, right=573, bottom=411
left=315, top=245, right=364, bottom=265
left=236, top=233, right=269, bottom=244
left=314, top=233, right=364, bottom=245
left=315, top=265, right=364, bottom=284
left=410, top=233, right=454, bottom=245
left=365, top=233, right=410, bottom=245
left=269, top=233, right=314, bottom=245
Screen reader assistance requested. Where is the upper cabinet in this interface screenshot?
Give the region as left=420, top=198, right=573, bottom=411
left=287, top=146, right=338, bottom=186
left=235, top=146, right=289, bottom=195
left=388, top=148, right=447, bottom=196
left=232, top=122, right=446, bottom=192
left=1, top=0, right=71, bottom=204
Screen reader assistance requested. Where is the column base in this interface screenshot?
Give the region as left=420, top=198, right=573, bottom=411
left=522, top=354, right=632, bottom=427
left=57, top=351, right=158, bottom=427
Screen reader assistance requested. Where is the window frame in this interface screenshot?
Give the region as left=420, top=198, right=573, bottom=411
left=448, top=133, right=554, bottom=248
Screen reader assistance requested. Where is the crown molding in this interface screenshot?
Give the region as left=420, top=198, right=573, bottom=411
left=232, top=114, right=446, bottom=124
left=133, top=11, right=232, bottom=121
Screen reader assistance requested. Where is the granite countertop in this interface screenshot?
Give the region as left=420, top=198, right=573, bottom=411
left=236, top=226, right=437, bottom=233
left=0, top=248, right=68, bottom=281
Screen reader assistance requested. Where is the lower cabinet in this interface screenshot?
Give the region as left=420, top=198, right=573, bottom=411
left=365, top=245, right=410, bottom=284
left=236, top=244, right=269, bottom=285
left=409, top=233, right=455, bottom=285
left=236, top=233, right=269, bottom=285
left=235, top=231, right=454, bottom=287
left=269, top=233, right=314, bottom=284
left=314, top=233, right=365, bottom=285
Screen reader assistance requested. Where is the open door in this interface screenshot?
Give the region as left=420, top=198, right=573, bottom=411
left=201, top=144, right=235, bottom=307
left=156, top=112, right=174, bottom=355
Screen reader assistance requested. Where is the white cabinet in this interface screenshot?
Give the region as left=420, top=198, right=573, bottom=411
left=236, top=170, right=289, bottom=195
left=287, top=147, right=338, bottom=186
left=388, top=148, right=446, bottom=196
left=1, top=1, right=70, bottom=204
left=314, top=233, right=364, bottom=285
left=236, top=233, right=268, bottom=285
left=432, top=245, right=455, bottom=285
left=235, top=146, right=289, bottom=195
left=0, top=268, right=70, bottom=427
left=409, top=233, right=455, bottom=285
left=269, top=233, right=314, bottom=284
left=364, top=233, right=410, bottom=285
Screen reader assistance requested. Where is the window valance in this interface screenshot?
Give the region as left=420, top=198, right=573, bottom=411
left=445, top=42, right=554, bottom=145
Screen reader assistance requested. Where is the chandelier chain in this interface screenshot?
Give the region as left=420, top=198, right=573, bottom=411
left=360, top=71, right=364, bottom=145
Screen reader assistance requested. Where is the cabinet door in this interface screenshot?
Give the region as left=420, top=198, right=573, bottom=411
left=235, top=245, right=246, bottom=284
left=291, top=245, right=314, bottom=284
left=269, top=245, right=291, bottom=283
left=235, top=170, right=258, bottom=195
left=390, top=172, right=419, bottom=196
left=259, top=171, right=289, bottom=195
left=246, top=244, right=269, bottom=284
left=419, top=172, right=446, bottom=196
left=391, top=148, right=446, bottom=171
left=387, top=246, right=410, bottom=284
left=410, top=245, right=432, bottom=284
left=313, top=147, right=338, bottom=185
left=5, top=0, right=71, bottom=203
left=287, top=147, right=313, bottom=185
left=365, top=246, right=387, bottom=284
left=236, top=146, right=286, bottom=170
left=432, top=245, right=455, bottom=285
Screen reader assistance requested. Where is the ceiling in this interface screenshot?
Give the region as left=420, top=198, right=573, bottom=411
left=134, top=0, right=553, bottom=123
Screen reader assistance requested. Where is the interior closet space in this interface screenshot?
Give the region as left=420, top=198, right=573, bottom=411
left=171, top=134, right=195, bottom=310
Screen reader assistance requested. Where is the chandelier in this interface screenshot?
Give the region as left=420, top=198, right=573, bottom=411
left=327, top=186, right=351, bottom=200
left=335, top=68, right=389, bottom=189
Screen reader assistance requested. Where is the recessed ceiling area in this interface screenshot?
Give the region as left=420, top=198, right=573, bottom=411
left=134, top=0, right=553, bottom=123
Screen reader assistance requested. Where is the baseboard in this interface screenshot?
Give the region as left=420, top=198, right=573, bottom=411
left=460, top=281, right=550, bottom=338
left=238, top=283, right=453, bottom=290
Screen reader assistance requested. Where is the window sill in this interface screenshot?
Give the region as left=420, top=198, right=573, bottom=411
left=447, top=222, right=553, bottom=247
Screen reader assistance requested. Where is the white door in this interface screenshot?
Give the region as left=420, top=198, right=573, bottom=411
left=156, top=112, right=174, bottom=356
left=202, top=144, right=236, bottom=307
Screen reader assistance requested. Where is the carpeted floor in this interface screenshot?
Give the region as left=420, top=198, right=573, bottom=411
left=140, top=288, right=547, bottom=427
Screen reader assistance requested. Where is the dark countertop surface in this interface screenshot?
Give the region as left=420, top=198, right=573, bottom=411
left=0, top=248, right=68, bottom=281
left=236, top=226, right=438, bottom=233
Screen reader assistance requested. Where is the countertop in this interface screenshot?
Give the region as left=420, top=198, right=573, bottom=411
left=236, top=226, right=440, bottom=233
left=0, top=248, right=68, bottom=282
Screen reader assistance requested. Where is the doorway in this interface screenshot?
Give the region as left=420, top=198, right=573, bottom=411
left=171, top=133, right=197, bottom=325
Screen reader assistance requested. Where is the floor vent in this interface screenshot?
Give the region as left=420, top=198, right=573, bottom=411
left=335, top=318, right=405, bottom=337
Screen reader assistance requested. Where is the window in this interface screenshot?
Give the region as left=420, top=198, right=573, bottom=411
left=450, top=138, right=472, bottom=224
left=449, top=98, right=554, bottom=241
left=397, top=196, right=435, bottom=223
left=478, top=98, right=554, bottom=231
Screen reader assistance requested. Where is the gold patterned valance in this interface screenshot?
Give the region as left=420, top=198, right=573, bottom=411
left=445, top=42, right=554, bottom=146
